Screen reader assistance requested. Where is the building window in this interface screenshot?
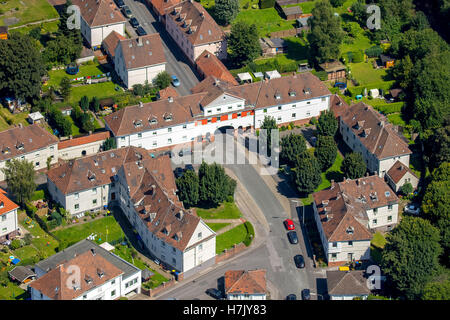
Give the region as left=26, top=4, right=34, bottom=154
left=322, top=97, right=326, bottom=102
left=153, top=132, right=157, bottom=135
left=292, top=104, right=296, bottom=108
left=75, top=204, right=79, bottom=210
left=92, top=188, right=97, bottom=194
left=207, top=110, right=212, bottom=114
left=278, top=106, right=282, bottom=110
left=387, top=216, right=392, bottom=222
left=228, top=106, right=232, bottom=110
left=332, top=242, right=337, bottom=247
left=292, top=113, right=296, bottom=118
left=183, top=124, right=187, bottom=129
left=35, top=162, right=40, bottom=167
left=172, top=258, right=176, bottom=264
left=111, top=290, right=116, bottom=297
left=74, top=193, right=79, bottom=199
left=1, top=216, right=6, bottom=222
left=373, top=219, right=377, bottom=225
left=373, top=208, right=378, bottom=214
left=138, top=133, right=142, bottom=138
left=306, top=111, right=311, bottom=116
left=331, top=253, right=337, bottom=259
left=168, top=138, right=172, bottom=144
left=93, top=199, right=97, bottom=205
left=348, top=241, right=353, bottom=246
left=112, top=280, right=115, bottom=285
left=168, top=128, right=172, bottom=132
left=198, top=244, right=203, bottom=251
left=307, top=101, right=311, bottom=105
left=198, top=232, right=202, bottom=239
left=217, top=108, right=221, bottom=112
left=388, top=205, right=393, bottom=210
left=153, top=141, right=157, bottom=146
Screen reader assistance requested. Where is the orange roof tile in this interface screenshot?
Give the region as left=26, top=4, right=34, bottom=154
left=0, top=191, right=19, bottom=216
left=195, top=50, right=238, bottom=85
left=58, top=131, right=110, bottom=150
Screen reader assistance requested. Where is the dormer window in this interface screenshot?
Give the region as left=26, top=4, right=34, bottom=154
left=97, top=268, right=104, bottom=278
left=289, top=90, right=296, bottom=97
left=303, top=87, right=311, bottom=94
left=173, top=232, right=182, bottom=241
left=134, top=119, right=142, bottom=127
left=16, top=142, right=24, bottom=150
left=2, top=147, right=10, bottom=154
left=164, top=113, right=173, bottom=121
left=274, top=91, right=281, bottom=99
left=149, top=117, right=157, bottom=125
left=84, top=275, right=93, bottom=284
left=346, top=226, right=354, bottom=235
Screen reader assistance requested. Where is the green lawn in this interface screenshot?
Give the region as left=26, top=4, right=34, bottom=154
left=0, top=107, right=29, bottom=131
left=316, top=152, right=344, bottom=192
left=387, top=113, right=406, bottom=127
left=0, top=0, right=59, bottom=27
left=10, top=20, right=59, bottom=35
left=349, top=60, right=389, bottom=86
left=235, top=8, right=296, bottom=37
left=206, top=223, right=231, bottom=232
left=53, top=216, right=124, bottom=246
left=370, top=232, right=386, bottom=264
left=195, top=201, right=242, bottom=220
left=215, top=223, right=248, bottom=254
left=0, top=281, right=27, bottom=300
left=46, top=63, right=111, bottom=88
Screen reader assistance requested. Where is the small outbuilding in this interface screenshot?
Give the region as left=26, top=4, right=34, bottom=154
left=237, top=72, right=252, bottom=83
left=253, top=72, right=264, bottom=80
left=260, top=38, right=287, bottom=57
left=265, top=70, right=282, bottom=80
left=8, top=266, right=36, bottom=284
left=319, top=60, right=346, bottom=81
left=27, top=112, right=44, bottom=124
left=275, top=1, right=303, bottom=20
left=142, top=269, right=154, bottom=282
left=385, top=160, right=419, bottom=193
left=380, top=54, right=395, bottom=68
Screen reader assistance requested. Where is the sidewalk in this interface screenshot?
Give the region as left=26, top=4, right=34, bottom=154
left=202, top=219, right=243, bottom=235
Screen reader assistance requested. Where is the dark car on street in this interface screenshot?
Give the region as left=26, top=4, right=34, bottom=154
left=301, top=289, right=311, bottom=300
left=129, top=17, right=139, bottom=28
left=294, top=254, right=305, bottom=268
left=115, top=0, right=125, bottom=8
left=122, top=5, right=132, bottom=18
left=136, top=26, right=147, bottom=36
left=287, top=231, right=298, bottom=244
left=206, top=288, right=223, bottom=300
left=286, top=294, right=297, bottom=300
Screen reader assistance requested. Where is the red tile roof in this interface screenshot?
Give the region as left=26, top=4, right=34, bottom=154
left=386, top=160, right=418, bottom=184
left=71, top=0, right=126, bottom=27
left=326, top=270, right=371, bottom=296
left=58, top=131, right=110, bottom=150
left=150, top=0, right=182, bottom=17
left=195, top=50, right=238, bottom=85
left=313, top=175, right=398, bottom=242
left=329, top=94, right=349, bottom=119
left=29, top=250, right=123, bottom=300
left=165, top=0, right=225, bottom=46
left=225, top=270, right=267, bottom=295
left=0, top=124, right=58, bottom=162
left=116, top=34, right=166, bottom=70
left=0, top=189, right=19, bottom=216
left=157, top=87, right=179, bottom=100
left=102, top=31, right=126, bottom=58
left=340, top=102, right=411, bottom=160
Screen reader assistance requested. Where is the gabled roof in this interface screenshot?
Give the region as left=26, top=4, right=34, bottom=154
left=47, top=146, right=150, bottom=195
left=102, top=30, right=126, bottom=58
left=329, top=94, right=349, bottom=119
left=0, top=124, right=58, bottom=162
left=157, top=87, right=179, bottom=100
left=165, top=0, right=225, bottom=46
left=340, top=102, right=412, bottom=160
left=313, top=175, right=398, bottom=242
left=319, top=60, right=346, bottom=72
left=58, top=131, right=110, bottom=150
left=0, top=189, right=19, bottom=216
left=115, top=34, right=166, bottom=70
left=8, top=266, right=36, bottom=283
left=224, top=270, right=267, bottom=295
left=386, top=160, right=418, bottom=184
left=195, top=50, right=238, bottom=85
left=326, top=270, right=371, bottom=296
left=104, top=93, right=206, bottom=137
left=150, top=0, right=182, bottom=16
left=29, top=250, right=123, bottom=300
left=72, top=0, right=126, bottom=27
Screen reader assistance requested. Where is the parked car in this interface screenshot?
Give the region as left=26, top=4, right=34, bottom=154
left=294, top=254, right=305, bottom=268
left=206, top=288, right=223, bottom=300
left=286, top=294, right=297, bottom=300
left=301, top=289, right=311, bottom=300
left=174, top=167, right=184, bottom=178
left=171, top=75, right=180, bottom=87
left=153, top=258, right=160, bottom=265
left=129, top=17, right=139, bottom=28
left=284, top=218, right=295, bottom=231
left=404, top=203, right=420, bottom=215
left=115, top=0, right=125, bottom=8
left=287, top=231, right=298, bottom=244
left=136, top=26, right=147, bottom=36
left=122, top=5, right=132, bottom=18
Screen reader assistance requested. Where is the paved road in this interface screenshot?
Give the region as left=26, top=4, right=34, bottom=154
left=156, top=134, right=327, bottom=300
left=123, top=0, right=199, bottom=96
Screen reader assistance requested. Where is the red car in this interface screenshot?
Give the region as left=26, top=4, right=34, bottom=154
left=284, top=219, right=295, bottom=230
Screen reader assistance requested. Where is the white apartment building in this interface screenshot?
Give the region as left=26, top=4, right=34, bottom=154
left=72, top=0, right=126, bottom=49
left=30, top=240, right=141, bottom=300
left=104, top=72, right=331, bottom=151
left=312, top=175, right=399, bottom=266
left=114, top=35, right=167, bottom=89
left=58, top=131, right=110, bottom=160
left=164, top=0, right=227, bottom=63
left=339, top=102, right=412, bottom=178
left=0, top=189, right=19, bottom=243
left=0, top=124, right=59, bottom=181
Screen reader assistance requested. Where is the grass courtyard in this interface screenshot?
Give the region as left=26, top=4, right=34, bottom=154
left=215, top=222, right=254, bottom=254
left=0, top=0, right=59, bottom=27
left=206, top=223, right=231, bottom=232
left=195, top=201, right=242, bottom=220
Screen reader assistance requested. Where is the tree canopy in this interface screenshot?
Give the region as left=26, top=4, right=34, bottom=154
left=307, top=0, right=344, bottom=64
left=176, top=170, right=200, bottom=208
left=0, top=33, right=45, bottom=102
left=293, top=152, right=322, bottom=194
left=214, top=0, right=240, bottom=26
left=153, top=71, right=171, bottom=90
left=315, top=135, right=337, bottom=171
left=381, top=216, right=443, bottom=299
left=228, top=21, right=261, bottom=68
left=341, top=152, right=366, bottom=179
left=280, top=133, right=307, bottom=167
left=260, top=116, right=278, bottom=157
left=316, top=110, right=338, bottom=137
left=1, top=159, right=37, bottom=206
left=198, top=162, right=236, bottom=207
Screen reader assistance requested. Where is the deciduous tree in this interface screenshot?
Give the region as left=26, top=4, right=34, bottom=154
left=280, top=133, right=307, bottom=167
left=316, top=110, right=338, bottom=137
left=228, top=21, right=261, bottom=68
left=293, top=152, right=322, bottom=194
left=1, top=159, right=37, bottom=206
left=341, top=152, right=366, bottom=179
left=315, top=135, right=337, bottom=171
left=176, top=170, right=200, bottom=208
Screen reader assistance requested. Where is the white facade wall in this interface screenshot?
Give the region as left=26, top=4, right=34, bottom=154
left=112, top=94, right=330, bottom=151
left=366, top=203, right=398, bottom=230
left=58, top=141, right=106, bottom=160
left=182, top=222, right=216, bottom=271
left=0, top=208, right=18, bottom=238
left=0, top=143, right=58, bottom=181
left=86, top=21, right=125, bottom=48
left=340, top=120, right=410, bottom=177
left=330, top=294, right=368, bottom=300
left=65, top=184, right=113, bottom=216
left=227, top=293, right=267, bottom=300
left=125, top=64, right=166, bottom=89
left=193, top=41, right=227, bottom=61
left=387, top=171, right=419, bottom=192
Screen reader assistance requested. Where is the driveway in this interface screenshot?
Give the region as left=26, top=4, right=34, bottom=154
left=122, top=0, right=199, bottom=96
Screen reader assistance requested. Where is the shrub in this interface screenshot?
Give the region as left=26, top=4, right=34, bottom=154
left=23, top=234, right=33, bottom=246
left=243, top=1, right=249, bottom=9
left=10, top=239, right=22, bottom=250
left=400, top=182, right=413, bottom=195
left=259, top=0, right=275, bottom=9
left=243, top=222, right=255, bottom=246
left=352, top=50, right=364, bottom=63
left=365, top=45, right=383, bottom=58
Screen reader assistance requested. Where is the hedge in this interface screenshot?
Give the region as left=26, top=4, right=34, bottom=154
left=365, top=45, right=383, bottom=58
left=347, top=81, right=395, bottom=98
left=243, top=221, right=255, bottom=246
left=374, top=102, right=404, bottom=114
left=259, top=0, right=275, bottom=9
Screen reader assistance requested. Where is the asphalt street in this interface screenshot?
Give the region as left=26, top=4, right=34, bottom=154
left=122, top=0, right=199, bottom=96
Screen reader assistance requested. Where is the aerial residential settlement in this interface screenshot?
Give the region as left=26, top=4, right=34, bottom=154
left=0, top=0, right=448, bottom=305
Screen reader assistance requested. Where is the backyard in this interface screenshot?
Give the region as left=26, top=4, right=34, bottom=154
left=0, top=0, right=59, bottom=28
left=195, top=201, right=242, bottom=220
left=370, top=232, right=387, bottom=264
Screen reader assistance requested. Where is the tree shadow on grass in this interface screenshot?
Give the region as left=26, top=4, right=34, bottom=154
left=325, top=170, right=344, bottom=183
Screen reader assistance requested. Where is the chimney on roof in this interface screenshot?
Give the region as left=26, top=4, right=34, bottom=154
left=137, top=37, right=143, bottom=47
left=69, top=135, right=73, bottom=140
left=91, top=248, right=96, bottom=256
left=168, top=96, right=174, bottom=103
left=379, top=121, right=384, bottom=127
left=18, top=123, right=23, bottom=128
left=139, top=101, right=143, bottom=108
